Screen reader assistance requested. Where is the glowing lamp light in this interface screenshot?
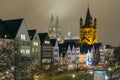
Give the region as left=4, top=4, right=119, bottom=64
left=72, top=74, right=75, bottom=78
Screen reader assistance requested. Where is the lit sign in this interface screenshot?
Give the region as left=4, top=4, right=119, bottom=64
left=94, top=70, right=106, bottom=74
left=94, top=70, right=106, bottom=80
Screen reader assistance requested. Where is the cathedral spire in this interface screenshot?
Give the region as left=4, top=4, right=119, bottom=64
left=56, top=16, right=59, bottom=27
left=50, top=14, right=54, bottom=26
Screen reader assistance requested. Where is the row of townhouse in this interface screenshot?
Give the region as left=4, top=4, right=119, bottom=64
left=0, top=18, right=32, bottom=80
left=0, top=18, right=60, bottom=78
left=0, top=18, right=103, bottom=78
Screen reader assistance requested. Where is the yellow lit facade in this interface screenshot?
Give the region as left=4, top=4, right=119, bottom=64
left=79, top=8, right=98, bottom=45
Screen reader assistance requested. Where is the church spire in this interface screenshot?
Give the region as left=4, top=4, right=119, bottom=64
left=84, top=7, right=92, bottom=27
left=50, top=14, right=54, bottom=26
left=56, top=16, right=59, bottom=27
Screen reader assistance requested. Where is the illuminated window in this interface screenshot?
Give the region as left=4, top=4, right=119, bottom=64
left=45, top=65, right=50, bottom=70
left=35, top=48, right=38, bottom=52
left=49, top=27, right=51, bottom=31
left=53, top=27, right=55, bottom=31
left=42, top=59, right=51, bottom=63
left=26, top=49, right=30, bottom=54
left=33, top=42, right=38, bottom=46
left=4, top=34, right=7, bottom=38
left=0, top=41, right=3, bottom=46
left=32, top=48, right=34, bottom=53
left=21, top=34, right=25, bottom=40
left=20, top=49, right=25, bottom=54
left=44, top=41, right=50, bottom=44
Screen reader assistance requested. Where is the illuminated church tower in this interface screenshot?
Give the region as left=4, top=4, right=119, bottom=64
left=79, top=8, right=97, bottom=45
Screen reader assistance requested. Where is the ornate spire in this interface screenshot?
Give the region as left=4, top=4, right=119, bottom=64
left=50, top=14, right=54, bottom=26
left=56, top=16, right=59, bottom=27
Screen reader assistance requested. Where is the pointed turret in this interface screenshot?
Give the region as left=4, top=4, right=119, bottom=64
left=56, top=16, right=59, bottom=27
left=80, top=17, right=83, bottom=28
left=50, top=14, right=54, bottom=26
left=84, top=7, right=92, bottom=27
left=48, top=14, right=54, bottom=34
left=94, top=18, right=97, bottom=28
left=56, top=16, right=61, bottom=34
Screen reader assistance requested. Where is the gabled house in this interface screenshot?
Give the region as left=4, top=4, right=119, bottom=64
left=59, top=53, right=63, bottom=71
left=50, top=39, right=59, bottom=65
left=38, top=33, right=53, bottom=70
left=28, top=29, right=41, bottom=66
left=64, top=45, right=72, bottom=70
left=0, top=18, right=31, bottom=80
left=1, top=18, right=31, bottom=56
left=64, top=45, right=80, bottom=70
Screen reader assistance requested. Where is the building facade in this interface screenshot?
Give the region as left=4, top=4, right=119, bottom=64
left=39, top=33, right=53, bottom=70
left=28, top=29, right=41, bottom=66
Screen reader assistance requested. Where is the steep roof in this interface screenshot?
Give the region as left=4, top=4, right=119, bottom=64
left=1, top=18, right=23, bottom=39
left=50, top=39, right=57, bottom=46
left=59, top=42, right=77, bottom=57
left=28, top=29, right=36, bottom=40
left=38, top=33, right=48, bottom=45
left=83, top=8, right=92, bottom=28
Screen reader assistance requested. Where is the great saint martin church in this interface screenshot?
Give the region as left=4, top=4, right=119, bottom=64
left=79, top=8, right=98, bottom=45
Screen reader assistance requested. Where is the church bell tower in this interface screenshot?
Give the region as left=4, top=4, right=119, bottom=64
left=79, top=8, right=98, bottom=45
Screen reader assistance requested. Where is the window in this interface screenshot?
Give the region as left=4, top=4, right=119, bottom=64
left=21, top=34, right=25, bottom=40
left=42, top=59, right=51, bottom=63
left=0, top=41, right=3, bottom=46
left=20, top=49, right=25, bottom=54
left=44, top=41, right=50, bottom=44
left=54, top=54, right=58, bottom=57
left=26, top=49, right=30, bottom=54
left=35, top=48, right=38, bottom=52
left=32, top=48, right=34, bottom=53
left=26, top=41, right=30, bottom=46
left=54, top=49, right=58, bottom=52
left=33, top=41, right=38, bottom=46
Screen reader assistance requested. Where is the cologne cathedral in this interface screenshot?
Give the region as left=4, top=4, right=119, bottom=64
left=48, top=14, right=64, bottom=43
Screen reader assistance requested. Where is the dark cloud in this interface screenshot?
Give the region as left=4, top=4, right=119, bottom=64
left=0, top=0, right=120, bottom=46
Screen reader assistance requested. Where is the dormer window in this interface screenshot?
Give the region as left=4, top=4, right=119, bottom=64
left=44, top=40, right=50, bottom=44
left=4, top=34, right=7, bottom=38
left=21, top=34, right=25, bottom=40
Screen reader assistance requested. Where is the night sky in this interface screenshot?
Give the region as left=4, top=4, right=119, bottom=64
left=0, top=0, right=120, bottom=46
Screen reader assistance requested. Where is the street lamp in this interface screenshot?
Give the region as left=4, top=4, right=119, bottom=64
left=108, top=67, right=112, bottom=80
left=72, top=74, right=75, bottom=78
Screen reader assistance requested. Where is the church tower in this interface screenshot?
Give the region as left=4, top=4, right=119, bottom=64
left=79, top=8, right=98, bottom=45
